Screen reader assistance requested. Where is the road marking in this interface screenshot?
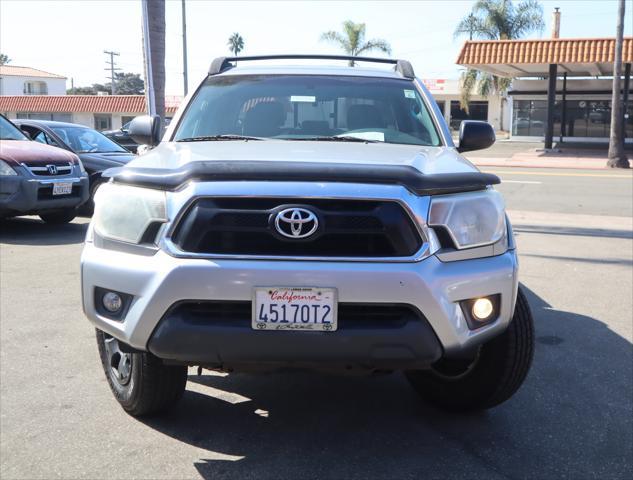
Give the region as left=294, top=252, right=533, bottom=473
left=484, top=170, right=633, bottom=179
left=502, top=180, right=543, bottom=184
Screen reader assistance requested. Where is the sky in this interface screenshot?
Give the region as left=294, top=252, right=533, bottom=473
left=1, top=0, right=631, bottom=96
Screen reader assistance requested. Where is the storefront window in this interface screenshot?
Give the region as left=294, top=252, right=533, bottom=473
left=450, top=101, right=488, bottom=130
left=626, top=101, right=633, bottom=139
left=512, top=98, right=631, bottom=139
left=512, top=100, right=548, bottom=136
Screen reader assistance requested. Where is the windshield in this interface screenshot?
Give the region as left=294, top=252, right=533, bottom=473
left=0, top=115, right=29, bottom=141
left=51, top=126, right=127, bottom=153
left=174, top=75, right=441, bottom=146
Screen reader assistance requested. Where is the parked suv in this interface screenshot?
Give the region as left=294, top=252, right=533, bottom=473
left=0, top=114, right=88, bottom=223
left=81, top=55, right=534, bottom=417
left=13, top=120, right=135, bottom=213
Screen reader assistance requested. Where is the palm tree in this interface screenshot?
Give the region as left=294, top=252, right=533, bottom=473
left=455, top=0, right=544, bottom=116
left=320, top=21, right=391, bottom=66
left=227, top=33, right=245, bottom=56
left=142, top=0, right=165, bottom=123
left=607, top=0, right=629, bottom=168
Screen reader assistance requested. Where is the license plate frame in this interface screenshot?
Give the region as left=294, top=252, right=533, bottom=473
left=252, top=287, right=338, bottom=332
left=52, top=182, right=73, bottom=196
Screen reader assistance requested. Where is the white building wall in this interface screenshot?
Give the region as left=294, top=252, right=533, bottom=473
left=0, top=75, right=66, bottom=95
left=423, top=78, right=507, bottom=132
left=71, top=113, right=94, bottom=128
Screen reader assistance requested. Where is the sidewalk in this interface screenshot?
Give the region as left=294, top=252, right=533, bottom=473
left=464, top=142, right=633, bottom=170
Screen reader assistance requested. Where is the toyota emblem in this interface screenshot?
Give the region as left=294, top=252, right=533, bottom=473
left=274, top=207, right=319, bottom=239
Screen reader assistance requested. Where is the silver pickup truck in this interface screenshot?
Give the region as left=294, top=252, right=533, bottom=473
left=81, top=55, right=534, bottom=417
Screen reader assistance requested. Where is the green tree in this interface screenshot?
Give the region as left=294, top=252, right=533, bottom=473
left=320, top=21, right=391, bottom=66
left=111, top=72, right=144, bottom=95
left=455, top=0, right=544, bottom=113
left=0, top=53, right=10, bottom=65
left=227, top=33, right=244, bottom=56
left=67, top=85, right=97, bottom=95
left=66, top=73, right=143, bottom=95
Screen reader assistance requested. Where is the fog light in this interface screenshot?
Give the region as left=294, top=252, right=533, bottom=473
left=472, top=298, right=494, bottom=321
left=102, top=292, right=123, bottom=313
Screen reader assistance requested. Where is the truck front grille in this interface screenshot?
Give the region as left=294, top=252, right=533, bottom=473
left=171, top=197, right=424, bottom=258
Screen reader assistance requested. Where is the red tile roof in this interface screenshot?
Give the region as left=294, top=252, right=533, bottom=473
left=457, top=37, right=633, bottom=65
left=0, top=95, right=180, bottom=114
left=0, top=65, right=66, bottom=79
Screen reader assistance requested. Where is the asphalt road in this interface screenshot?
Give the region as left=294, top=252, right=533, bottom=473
left=1, top=168, right=632, bottom=480
left=485, top=167, right=633, bottom=217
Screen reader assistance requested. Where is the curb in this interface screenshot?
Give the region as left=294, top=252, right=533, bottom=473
left=468, top=159, right=632, bottom=171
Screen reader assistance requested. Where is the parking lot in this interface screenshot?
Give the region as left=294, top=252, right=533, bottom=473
left=1, top=167, right=632, bottom=479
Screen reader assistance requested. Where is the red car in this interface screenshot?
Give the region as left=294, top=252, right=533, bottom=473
left=0, top=114, right=89, bottom=223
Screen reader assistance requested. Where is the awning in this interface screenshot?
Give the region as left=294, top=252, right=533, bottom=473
left=456, top=37, right=633, bottom=77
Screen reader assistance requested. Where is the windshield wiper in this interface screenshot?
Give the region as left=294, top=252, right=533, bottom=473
left=176, top=134, right=265, bottom=142
left=288, top=135, right=380, bottom=143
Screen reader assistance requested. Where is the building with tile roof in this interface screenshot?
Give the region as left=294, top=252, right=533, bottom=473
left=0, top=95, right=181, bottom=131
left=457, top=37, right=633, bottom=145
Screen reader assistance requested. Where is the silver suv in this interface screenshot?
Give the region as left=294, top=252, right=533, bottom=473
left=81, top=55, right=534, bottom=416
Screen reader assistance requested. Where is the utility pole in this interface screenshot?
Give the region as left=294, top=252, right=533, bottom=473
left=182, top=0, right=188, bottom=96
left=104, top=50, right=121, bottom=95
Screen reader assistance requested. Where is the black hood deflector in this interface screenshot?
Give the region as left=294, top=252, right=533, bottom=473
left=103, top=161, right=499, bottom=195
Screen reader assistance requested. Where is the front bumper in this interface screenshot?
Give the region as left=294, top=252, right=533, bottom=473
left=81, top=240, right=519, bottom=368
left=0, top=167, right=89, bottom=215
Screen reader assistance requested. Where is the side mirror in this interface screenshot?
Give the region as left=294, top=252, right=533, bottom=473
left=457, top=120, right=495, bottom=153
left=128, top=115, right=162, bottom=147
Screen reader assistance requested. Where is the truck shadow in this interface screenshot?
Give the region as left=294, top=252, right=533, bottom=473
left=0, top=217, right=88, bottom=246
left=139, top=285, right=632, bottom=479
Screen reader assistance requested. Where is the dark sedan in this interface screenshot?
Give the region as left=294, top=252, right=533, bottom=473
left=102, top=122, right=138, bottom=153
left=13, top=120, right=135, bottom=212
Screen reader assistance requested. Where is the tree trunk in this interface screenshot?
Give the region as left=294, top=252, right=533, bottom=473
left=142, top=0, right=165, bottom=124
left=607, top=0, right=629, bottom=168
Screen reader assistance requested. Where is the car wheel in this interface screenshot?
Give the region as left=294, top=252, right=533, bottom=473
left=39, top=210, right=77, bottom=224
left=96, top=329, right=187, bottom=417
left=406, top=287, right=534, bottom=412
left=82, top=178, right=105, bottom=216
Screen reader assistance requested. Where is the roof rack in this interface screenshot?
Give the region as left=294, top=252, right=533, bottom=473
left=208, top=54, right=415, bottom=79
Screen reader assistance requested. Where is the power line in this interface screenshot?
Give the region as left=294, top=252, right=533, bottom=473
left=104, top=50, right=121, bottom=95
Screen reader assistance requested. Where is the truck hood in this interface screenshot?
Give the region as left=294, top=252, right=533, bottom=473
left=126, top=140, right=479, bottom=175
left=0, top=139, right=78, bottom=166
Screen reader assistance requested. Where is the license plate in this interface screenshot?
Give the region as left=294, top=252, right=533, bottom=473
left=52, top=182, right=73, bottom=195
left=252, top=287, right=337, bottom=331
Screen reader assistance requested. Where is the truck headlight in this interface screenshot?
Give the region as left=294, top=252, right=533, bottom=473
left=93, top=183, right=166, bottom=244
left=0, top=160, right=17, bottom=176
left=429, top=190, right=505, bottom=249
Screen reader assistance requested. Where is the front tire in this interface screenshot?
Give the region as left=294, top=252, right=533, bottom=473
left=80, top=177, right=104, bottom=216
left=39, top=210, right=76, bottom=224
left=406, top=288, right=534, bottom=412
left=96, top=329, right=187, bottom=417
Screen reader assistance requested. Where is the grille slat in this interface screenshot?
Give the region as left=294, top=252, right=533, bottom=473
left=171, top=197, right=423, bottom=258
left=23, top=161, right=73, bottom=176
left=170, top=301, right=422, bottom=329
